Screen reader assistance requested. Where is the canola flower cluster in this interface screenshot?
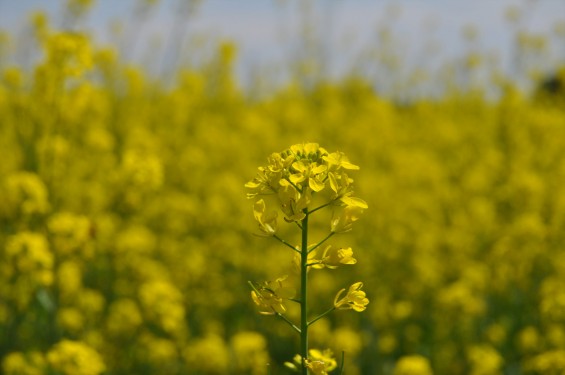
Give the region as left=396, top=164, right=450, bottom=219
left=246, top=143, right=368, bottom=373
left=1, top=2, right=565, bottom=374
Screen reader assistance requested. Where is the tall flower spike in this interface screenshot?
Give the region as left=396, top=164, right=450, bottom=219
left=246, top=143, right=367, bottom=373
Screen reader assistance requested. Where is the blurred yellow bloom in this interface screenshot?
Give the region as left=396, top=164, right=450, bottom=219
left=393, top=355, right=433, bottom=375
left=467, top=344, right=503, bottom=375
left=57, top=308, right=84, bottom=334
left=251, top=276, right=295, bottom=315
left=525, top=350, right=565, bottom=374
left=230, top=331, right=270, bottom=374
left=2, top=351, right=46, bottom=375
left=138, top=280, right=185, bottom=335
left=45, top=32, right=93, bottom=77
left=106, top=298, right=143, bottom=337
left=2, top=172, right=49, bottom=217
left=184, top=334, right=229, bottom=374
left=334, top=282, right=369, bottom=312
left=330, top=205, right=364, bottom=233
left=47, top=340, right=105, bottom=375
left=253, top=199, right=278, bottom=236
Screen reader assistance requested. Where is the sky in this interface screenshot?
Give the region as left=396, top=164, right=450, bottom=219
left=1, top=0, right=565, bottom=90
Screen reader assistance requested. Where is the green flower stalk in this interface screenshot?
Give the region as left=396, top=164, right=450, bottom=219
left=246, top=143, right=368, bottom=374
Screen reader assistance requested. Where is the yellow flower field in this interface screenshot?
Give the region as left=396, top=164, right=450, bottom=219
left=1, top=1, right=565, bottom=374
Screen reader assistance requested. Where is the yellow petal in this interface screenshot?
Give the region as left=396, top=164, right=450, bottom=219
left=349, top=282, right=364, bottom=292
left=312, top=164, right=327, bottom=174
left=333, top=288, right=346, bottom=306
left=253, top=199, right=266, bottom=219
left=292, top=161, right=308, bottom=173
left=289, top=173, right=305, bottom=184
left=328, top=172, right=338, bottom=193
left=245, top=180, right=261, bottom=188
left=309, top=177, right=325, bottom=192
left=340, top=160, right=360, bottom=170
left=340, top=196, right=368, bottom=209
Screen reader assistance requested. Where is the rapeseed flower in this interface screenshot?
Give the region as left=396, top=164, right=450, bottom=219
left=310, top=245, right=357, bottom=269
left=334, top=282, right=369, bottom=312
left=251, top=276, right=296, bottom=315
left=253, top=199, right=278, bottom=235
left=285, top=349, right=337, bottom=374
left=330, top=202, right=365, bottom=233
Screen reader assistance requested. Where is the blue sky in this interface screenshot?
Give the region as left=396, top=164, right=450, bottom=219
left=1, top=0, right=565, bottom=89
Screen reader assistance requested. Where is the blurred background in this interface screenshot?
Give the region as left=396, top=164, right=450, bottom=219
left=1, top=0, right=565, bottom=374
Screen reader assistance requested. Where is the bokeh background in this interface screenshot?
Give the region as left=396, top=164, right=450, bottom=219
left=1, top=0, right=565, bottom=374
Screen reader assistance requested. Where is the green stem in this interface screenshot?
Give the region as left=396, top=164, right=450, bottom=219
left=307, top=201, right=332, bottom=215
left=275, top=312, right=301, bottom=334
left=308, top=306, right=336, bottom=327
left=273, top=234, right=299, bottom=253
left=300, top=211, right=309, bottom=375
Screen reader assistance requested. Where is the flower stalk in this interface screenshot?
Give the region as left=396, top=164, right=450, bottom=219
left=246, top=143, right=369, bottom=374
left=300, top=211, right=309, bottom=374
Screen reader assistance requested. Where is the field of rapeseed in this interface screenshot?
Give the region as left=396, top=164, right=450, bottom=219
left=2, top=1, right=565, bottom=374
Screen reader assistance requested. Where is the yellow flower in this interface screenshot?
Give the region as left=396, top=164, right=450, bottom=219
left=330, top=205, right=364, bottom=233
left=245, top=168, right=278, bottom=199
left=334, top=282, right=369, bottom=312
left=253, top=199, right=278, bottom=236
left=306, top=360, right=329, bottom=375
left=307, top=349, right=337, bottom=374
left=319, top=245, right=357, bottom=269
left=323, top=151, right=360, bottom=171
left=285, top=349, right=337, bottom=375
left=251, top=276, right=295, bottom=315
left=289, top=160, right=327, bottom=192
left=278, top=179, right=310, bottom=222
left=284, top=143, right=328, bottom=166
left=246, top=143, right=364, bottom=224
left=307, top=245, right=357, bottom=270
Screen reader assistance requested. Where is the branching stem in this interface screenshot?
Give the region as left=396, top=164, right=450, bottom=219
left=275, top=312, right=301, bottom=334
left=308, top=306, right=336, bottom=327
left=273, top=234, right=299, bottom=253
left=308, top=232, right=335, bottom=254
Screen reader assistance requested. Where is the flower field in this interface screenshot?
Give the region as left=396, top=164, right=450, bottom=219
left=1, top=1, right=565, bottom=374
